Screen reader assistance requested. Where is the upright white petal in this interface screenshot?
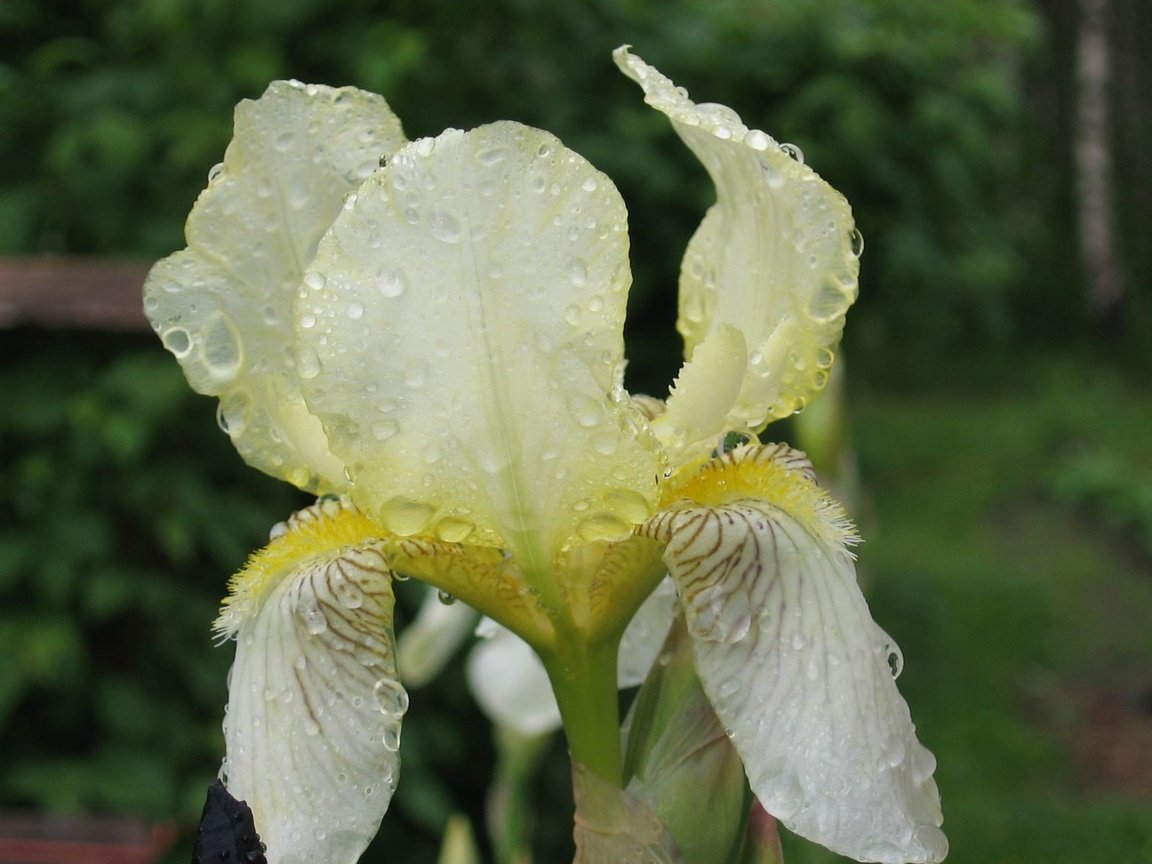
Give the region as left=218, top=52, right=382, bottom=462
left=615, top=48, right=859, bottom=438
left=644, top=447, right=946, bottom=863
left=145, top=81, right=406, bottom=492
left=221, top=503, right=404, bottom=864
left=297, top=122, right=659, bottom=567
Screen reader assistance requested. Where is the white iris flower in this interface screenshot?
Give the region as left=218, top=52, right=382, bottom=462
left=146, top=48, right=946, bottom=864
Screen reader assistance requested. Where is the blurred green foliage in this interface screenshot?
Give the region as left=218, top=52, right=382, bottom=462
left=2, top=1, right=1150, bottom=862
left=1, top=0, right=1092, bottom=377
left=0, top=333, right=302, bottom=819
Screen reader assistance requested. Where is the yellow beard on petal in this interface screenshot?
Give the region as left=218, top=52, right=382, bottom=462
left=215, top=498, right=385, bottom=639
left=659, top=443, right=860, bottom=555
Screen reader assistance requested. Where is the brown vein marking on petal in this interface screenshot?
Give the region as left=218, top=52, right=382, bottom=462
left=654, top=443, right=858, bottom=555
left=216, top=497, right=387, bottom=640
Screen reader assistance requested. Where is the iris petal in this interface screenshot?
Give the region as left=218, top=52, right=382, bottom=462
left=644, top=446, right=947, bottom=863
left=298, top=121, right=659, bottom=568
left=219, top=500, right=404, bottom=864
left=615, top=48, right=859, bottom=432
left=144, top=81, right=406, bottom=492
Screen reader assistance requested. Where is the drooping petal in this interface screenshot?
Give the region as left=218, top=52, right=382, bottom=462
left=614, top=48, right=859, bottom=436
left=297, top=121, right=659, bottom=569
left=643, top=446, right=947, bottom=864
left=144, top=81, right=406, bottom=492
left=219, top=499, right=405, bottom=864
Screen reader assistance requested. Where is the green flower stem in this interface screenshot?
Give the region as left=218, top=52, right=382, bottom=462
left=489, top=726, right=551, bottom=864
left=540, top=634, right=623, bottom=786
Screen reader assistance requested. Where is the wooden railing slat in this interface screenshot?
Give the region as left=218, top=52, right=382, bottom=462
left=0, top=258, right=153, bottom=331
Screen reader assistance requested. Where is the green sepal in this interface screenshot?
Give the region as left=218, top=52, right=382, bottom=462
left=620, top=617, right=751, bottom=864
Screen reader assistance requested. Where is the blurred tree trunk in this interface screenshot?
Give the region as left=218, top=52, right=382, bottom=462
left=1074, top=0, right=1125, bottom=336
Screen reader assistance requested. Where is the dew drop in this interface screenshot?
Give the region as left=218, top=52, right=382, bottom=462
left=885, top=643, right=904, bottom=678
left=303, top=272, right=327, bottom=292
left=605, top=488, right=653, bottom=523
left=437, top=590, right=456, bottom=606
left=376, top=267, right=406, bottom=298
left=403, top=360, right=428, bottom=388
left=346, top=300, right=364, bottom=320
left=477, top=146, right=508, bottom=166
left=298, top=599, right=328, bottom=635
left=779, top=142, right=805, bottom=163
left=274, top=131, right=294, bottom=152
left=288, top=179, right=310, bottom=209
left=373, top=678, right=410, bottom=716
left=745, top=129, right=770, bottom=150
left=566, top=259, right=588, bottom=287
left=567, top=394, right=603, bottom=428
left=434, top=516, right=474, bottom=543
left=161, top=327, right=192, bottom=358
left=199, top=314, right=242, bottom=378
left=850, top=227, right=865, bottom=258
left=371, top=419, right=398, bottom=441
left=882, top=735, right=906, bottom=768
left=302, top=718, right=321, bottom=737
left=299, top=313, right=317, bottom=329
left=296, top=347, right=321, bottom=380
left=429, top=210, right=461, bottom=243
left=713, top=429, right=757, bottom=457
left=207, top=162, right=224, bottom=183
left=576, top=511, right=630, bottom=542
left=808, top=276, right=851, bottom=323
left=380, top=497, right=435, bottom=536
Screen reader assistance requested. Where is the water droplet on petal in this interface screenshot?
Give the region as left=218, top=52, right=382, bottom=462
left=297, top=598, right=328, bottom=635
left=713, top=429, right=757, bottom=457
left=161, top=327, right=192, bottom=358
left=376, top=267, right=406, bottom=298
left=207, top=162, right=224, bottom=183
left=780, top=142, right=805, bottom=163
left=437, top=590, right=456, bottom=606
left=370, top=419, right=398, bottom=441
left=566, top=259, right=588, bottom=286
left=477, top=146, right=508, bottom=166
left=576, top=511, right=630, bottom=542
left=567, top=394, right=603, bottom=428
left=429, top=210, right=461, bottom=243
left=373, top=678, right=410, bottom=717
left=850, top=227, right=865, bottom=258
left=434, top=516, right=474, bottom=543
left=380, top=497, right=435, bottom=536
left=745, top=129, right=771, bottom=150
